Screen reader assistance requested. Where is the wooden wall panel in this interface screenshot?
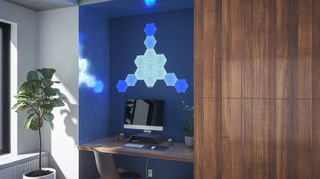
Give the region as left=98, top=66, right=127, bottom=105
left=194, top=0, right=222, bottom=98
left=241, top=100, right=277, bottom=179
left=221, top=0, right=241, bottom=98
left=313, top=0, right=320, bottom=99
left=242, top=0, right=278, bottom=98
left=292, top=101, right=312, bottom=179
left=195, top=0, right=242, bottom=98
left=295, top=0, right=312, bottom=98
left=221, top=100, right=241, bottom=179
left=312, top=100, right=320, bottom=178
left=194, top=0, right=320, bottom=178
left=275, top=0, right=292, bottom=98
left=195, top=98, right=221, bottom=179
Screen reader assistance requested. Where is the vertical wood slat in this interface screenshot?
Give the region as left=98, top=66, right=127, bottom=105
left=242, top=0, right=277, bottom=98
left=312, top=0, right=320, bottom=99
left=241, top=100, right=277, bottom=179
left=221, top=0, right=241, bottom=98
left=194, top=0, right=222, bottom=98
left=221, top=100, right=241, bottom=179
left=295, top=0, right=312, bottom=98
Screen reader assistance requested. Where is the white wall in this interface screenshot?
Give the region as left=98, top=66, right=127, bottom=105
left=0, top=0, right=39, bottom=155
left=37, top=7, right=79, bottom=179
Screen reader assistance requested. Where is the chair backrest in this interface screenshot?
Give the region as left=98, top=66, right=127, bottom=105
left=93, top=150, right=121, bottom=179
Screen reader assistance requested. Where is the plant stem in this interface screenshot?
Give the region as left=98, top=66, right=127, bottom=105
left=38, top=116, right=42, bottom=171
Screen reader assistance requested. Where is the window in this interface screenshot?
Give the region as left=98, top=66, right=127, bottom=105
left=0, top=22, right=10, bottom=154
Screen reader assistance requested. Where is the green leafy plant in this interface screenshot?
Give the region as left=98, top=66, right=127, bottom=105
left=12, top=68, right=66, bottom=175
left=177, top=100, right=194, bottom=137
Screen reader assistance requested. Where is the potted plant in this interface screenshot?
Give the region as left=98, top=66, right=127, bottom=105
left=177, top=100, right=194, bottom=147
left=12, top=68, right=67, bottom=179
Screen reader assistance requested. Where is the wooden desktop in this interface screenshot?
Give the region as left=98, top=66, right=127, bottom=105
left=78, top=137, right=194, bottom=163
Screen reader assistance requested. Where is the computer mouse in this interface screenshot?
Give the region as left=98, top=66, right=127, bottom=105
left=151, top=146, right=156, bottom=150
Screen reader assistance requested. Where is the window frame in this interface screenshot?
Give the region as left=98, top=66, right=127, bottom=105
left=0, top=21, right=11, bottom=154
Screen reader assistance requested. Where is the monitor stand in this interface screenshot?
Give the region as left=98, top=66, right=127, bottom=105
left=127, top=131, right=163, bottom=145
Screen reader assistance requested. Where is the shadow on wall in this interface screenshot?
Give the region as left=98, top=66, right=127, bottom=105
left=60, top=96, right=78, bottom=145
left=50, top=155, right=66, bottom=179
left=42, top=74, right=79, bottom=179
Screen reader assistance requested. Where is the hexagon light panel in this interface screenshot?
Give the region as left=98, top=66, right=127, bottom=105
left=116, top=23, right=189, bottom=93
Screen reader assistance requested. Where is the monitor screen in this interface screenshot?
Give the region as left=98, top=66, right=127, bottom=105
left=124, top=99, right=164, bottom=131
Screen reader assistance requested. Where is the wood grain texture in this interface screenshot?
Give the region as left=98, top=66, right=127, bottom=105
left=195, top=0, right=320, bottom=178
left=195, top=99, right=240, bottom=179
left=313, top=0, right=320, bottom=99
left=295, top=0, right=312, bottom=98
left=221, top=0, right=241, bottom=98
left=241, top=100, right=277, bottom=179
left=242, top=0, right=278, bottom=98
left=221, top=99, right=241, bottom=179
left=78, top=138, right=194, bottom=163
left=312, top=100, right=320, bottom=179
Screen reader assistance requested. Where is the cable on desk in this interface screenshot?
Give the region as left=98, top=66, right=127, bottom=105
left=145, top=158, right=150, bottom=178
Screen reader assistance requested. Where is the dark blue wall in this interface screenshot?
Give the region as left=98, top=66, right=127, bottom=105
left=109, top=9, right=194, bottom=179
left=79, top=7, right=110, bottom=144
left=79, top=7, right=111, bottom=179
left=109, top=9, right=194, bottom=143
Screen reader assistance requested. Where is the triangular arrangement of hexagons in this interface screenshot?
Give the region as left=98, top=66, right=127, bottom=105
left=116, top=23, right=189, bottom=93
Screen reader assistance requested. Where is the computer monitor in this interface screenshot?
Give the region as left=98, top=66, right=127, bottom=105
left=124, top=99, right=164, bottom=131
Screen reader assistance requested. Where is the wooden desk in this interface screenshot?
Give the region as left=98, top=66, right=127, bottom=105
left=78, top=137, right=194, bottom=163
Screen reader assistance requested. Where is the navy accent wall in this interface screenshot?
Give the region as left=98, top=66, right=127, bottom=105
left=109, top=9, right=194, bottom=179
left=79, top=7, right=111, bottom=179
left=109, top=9, right=194, bottom=142
left=79, top=7, right=110, bottom=144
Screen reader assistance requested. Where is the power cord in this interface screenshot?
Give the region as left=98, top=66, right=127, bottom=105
left=145, top=158, right=150, bottom=178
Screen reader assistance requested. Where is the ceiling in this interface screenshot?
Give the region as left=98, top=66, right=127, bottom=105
left=82, top=0, right=193, bottom=18
left=5, top=0, right=108, bottom=11
left=5, top=0, right=193, bottom=13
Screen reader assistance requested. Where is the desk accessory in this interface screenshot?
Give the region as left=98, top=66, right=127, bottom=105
left=128, top=133, right=163, bottom=145
left=167, top=138, right=174, bottom=146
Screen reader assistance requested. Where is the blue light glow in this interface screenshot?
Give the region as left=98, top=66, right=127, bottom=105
left=175, top=79, right=189, bottom=93
left=164, top=73, right=178, bottom=86
left=144, top=36, right=157, bottom=49
left=125, top=74, right=137, bottom=86
left=79, top=58, right=104, bottom=93
left=144, top=0, right=156, bottom=7
left=93, top=81, right=104, bottom=93
left=144, top=23, right=157, bottom=36
left=116, top=80, right=128, bottom=93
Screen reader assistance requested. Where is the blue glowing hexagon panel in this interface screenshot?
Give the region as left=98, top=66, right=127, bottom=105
left=144, top=23, right=157, bottom=36
left=164, top=73, right=178, bottom=86
left=125, top=74, right=137, bottom=86
left=116, top=80, right=128, bottom=93
left=116, top=23, right=189, bottom=93
left=175, top=79, right=189, bottom=93
left=144, top=36, right=157, bottom=49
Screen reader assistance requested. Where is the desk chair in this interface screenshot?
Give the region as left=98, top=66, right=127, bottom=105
left=94, top=150, right=141, bottom=179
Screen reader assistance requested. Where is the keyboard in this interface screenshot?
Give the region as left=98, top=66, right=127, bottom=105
left=124, top=143, right=145, bottom=148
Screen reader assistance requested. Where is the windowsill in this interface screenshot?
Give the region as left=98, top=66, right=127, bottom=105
left=0, top=152, right=48, bottom=170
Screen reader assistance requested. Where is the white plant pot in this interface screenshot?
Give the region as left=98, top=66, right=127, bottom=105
left=184, top=136, right=194, bottom=147
left=23, top=168, right=56, bottom=179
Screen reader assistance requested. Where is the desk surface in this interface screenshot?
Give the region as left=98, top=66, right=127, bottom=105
left=78, top=137, right=194, bottom=163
